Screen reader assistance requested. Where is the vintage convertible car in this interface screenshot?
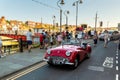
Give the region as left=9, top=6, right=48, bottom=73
left=43, top=39, right=92, bottom=69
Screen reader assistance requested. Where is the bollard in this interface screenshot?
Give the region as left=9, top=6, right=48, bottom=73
left=19, top=38, right=23, bottom=52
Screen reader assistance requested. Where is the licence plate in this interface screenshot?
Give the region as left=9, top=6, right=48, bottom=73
left=53, top=60, right=61, bottom=64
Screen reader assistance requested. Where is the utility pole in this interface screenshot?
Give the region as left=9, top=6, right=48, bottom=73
left=95, top=12, right=98, bottom=31
left=57, top=0, right=65, bottom=32
left=107, top=21, right=109, bottom=30
left=73, top=0, right=83, bottom=29
left=41, top=18, right=42, bottom=28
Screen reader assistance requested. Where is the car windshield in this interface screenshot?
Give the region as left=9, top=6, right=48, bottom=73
left=108, top=31, right=113, bottom=35
left=62, top=39, right=80, bottom=46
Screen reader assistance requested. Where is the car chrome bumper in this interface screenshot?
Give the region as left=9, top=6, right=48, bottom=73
left=43, top=58, right=74, bottom=65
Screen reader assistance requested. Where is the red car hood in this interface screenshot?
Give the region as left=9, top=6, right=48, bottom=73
left=48, top=45, right=80, bottom=57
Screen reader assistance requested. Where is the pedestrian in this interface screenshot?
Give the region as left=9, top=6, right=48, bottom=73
left=103, top=30, right=109, bottom=48
left=50, top=33, right=54, bottom=48
left=44, top=31, right=49, bottom=49
left=39, top=33, right=44, bottom=49
left=26, top=29, right=33, bottom=52
left=75, top=32, right=78, bottom=42
left=93, top=31, right=98, bottom=47
left=88, top=30, right=91, bottom=38
left=57, top=32, right=63, bottom=46
left=77, top=31, right=83, bottom=46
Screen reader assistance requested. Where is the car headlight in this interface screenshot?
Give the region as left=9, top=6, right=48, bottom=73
left=66, top=51, right=72, bottom=56
left=47, top=49, right=51, bottom=54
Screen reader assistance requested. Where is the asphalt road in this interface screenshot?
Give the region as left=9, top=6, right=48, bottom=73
left=16, top=40, right=120, bottom=80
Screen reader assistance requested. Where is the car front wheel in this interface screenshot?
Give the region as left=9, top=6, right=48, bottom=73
left=47, top=62, right=53, bottom=66
left=86, top=53, right=91, bottom=59
left=72, top=58, right=79, bottom=69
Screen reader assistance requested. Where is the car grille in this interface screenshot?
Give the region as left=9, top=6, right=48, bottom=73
left=51, top=56, right=65, bottom=60
left=49, top=56, right=68, bottom=65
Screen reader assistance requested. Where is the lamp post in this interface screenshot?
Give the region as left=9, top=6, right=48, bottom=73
left=95, top=12, right=98, bottom=32
left=73, top=0, right=83, bottom=29
left=52, top=15, right=56, bottom=32
left=95, top=12, right=97, bottom=32
left=57, top=0, right=64, bottom=32
left=64, top=10, right=69, bottom=31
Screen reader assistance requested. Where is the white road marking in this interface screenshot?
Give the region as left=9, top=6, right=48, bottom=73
left=6, top=62, right=47, bottom=80
left=116, top=56, right=118, bottom=60
left=116, top=66, right=119, bottom=71
left=116, top=74, right=119, bottom=80
left=115, top=42, right=119, bottom=80
left=103, top=57, right=113, bottom=68
left=88, top=66, right=104, bottom=72
left=116, top=60, right=118, bottom=64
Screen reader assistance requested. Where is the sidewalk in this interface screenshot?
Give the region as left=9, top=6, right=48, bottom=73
left=0, top=39, right=93, bottom=78
left=0, top=48, right=46, bottom=78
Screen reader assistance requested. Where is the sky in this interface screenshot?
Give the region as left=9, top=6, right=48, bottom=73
left=0, top=0, right=120, bottom=28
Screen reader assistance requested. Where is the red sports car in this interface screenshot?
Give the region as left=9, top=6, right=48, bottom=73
left=43, top=39, right=92, bottom=69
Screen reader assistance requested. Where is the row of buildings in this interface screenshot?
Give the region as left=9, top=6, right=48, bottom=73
left=0, top=16, right=118, bottom=35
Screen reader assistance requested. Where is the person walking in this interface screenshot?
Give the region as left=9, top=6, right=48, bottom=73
left=77, top=31, right=83, bottom=46
left=26, top=29, right=33, bottom=52
left=44, top=31, right=50, bottom=49
left=93, top=31, right=98, bottom=47
left=50, top=33, right=54, bottom=48
left=103, top=30, right=109, bottom=48
left=57, top=32, right=63, bottom=46
left=39, top=33, right=44, bottom=49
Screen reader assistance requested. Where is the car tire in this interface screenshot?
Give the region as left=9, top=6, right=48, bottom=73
left=86, top=53, right=91, bottom=59
left=47, top=62, right=53, bottom=66
left=72, top=58, right=79, bottom=69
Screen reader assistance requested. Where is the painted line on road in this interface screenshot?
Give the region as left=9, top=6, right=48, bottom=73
left=88, top=66, right=104, bottom=72
left=6, top=62, right=47, bottom=80
left=115, top=42, right=119, bottom=80
left=116, top=60, right=118, bottom=64
left=116, top=74, right=119, bottom=80
left=103, top=57, right=113, bottom=68
left=116, top=53, right=118, bottom=56
left=116, top=56, right=118, bottom=60
left=116, top=66, right=119, bottom=71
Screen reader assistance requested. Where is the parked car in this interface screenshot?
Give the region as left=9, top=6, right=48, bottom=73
left=98, top=32, right=105, bottom=41
left=110, top=31, right=120, bottom=40
left=43, top=39, right=92, bottom=69
left=98, top=30, right=120, bottom=41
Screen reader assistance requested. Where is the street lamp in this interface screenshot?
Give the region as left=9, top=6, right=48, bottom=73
left=57, top=0, right=65, bottom=32
left=52, top=15, right=56, bottom=32
left=95, top=12, right=98, bottom=32
left=73, top=0, right=83, bottom=29
left=64, top=10, right=69, bottom=31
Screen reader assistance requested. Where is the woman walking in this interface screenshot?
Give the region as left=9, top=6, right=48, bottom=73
left=93, top=31, right=98, bottom=47
left=104, top=30, right=109, bottom=48
left=26, top=29, right=33, bottom=52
